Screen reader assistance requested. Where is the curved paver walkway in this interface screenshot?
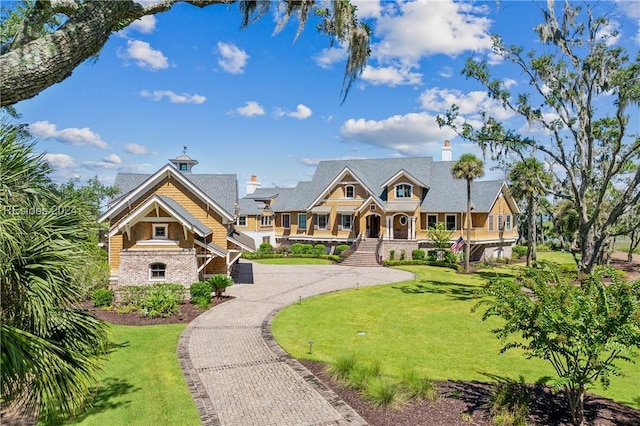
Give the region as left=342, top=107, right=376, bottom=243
left=178, top=260, right=415, bottom=426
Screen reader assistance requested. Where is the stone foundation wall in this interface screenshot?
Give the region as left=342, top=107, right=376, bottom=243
left=379, top=240, right=419, bottom=261
left=116, top=249, right=198, bottom=290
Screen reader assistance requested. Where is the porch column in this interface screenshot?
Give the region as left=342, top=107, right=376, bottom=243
left=411, top=216, right=416, bottom=240
left=385, top=216, right=392, bottom=239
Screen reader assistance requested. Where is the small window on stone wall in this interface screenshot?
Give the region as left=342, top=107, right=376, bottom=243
left=150, top=262, right=166, bottom=280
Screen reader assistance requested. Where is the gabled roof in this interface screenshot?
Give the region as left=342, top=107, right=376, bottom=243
left=107, top=194, right=211, bottom=238
left=227, top=228, right=256, bottom=252
left=100, top=164, right=237, bottom=223
left=306, top=166, right=379, bottom=210
left=381, top=169, right=429, bottom=190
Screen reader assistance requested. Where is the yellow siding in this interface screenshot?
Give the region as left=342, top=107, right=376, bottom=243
left=109, top=234, right=122, bottom=272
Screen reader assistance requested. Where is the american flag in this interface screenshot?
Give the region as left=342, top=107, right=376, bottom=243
left=450, top=236, right=464, bottom=253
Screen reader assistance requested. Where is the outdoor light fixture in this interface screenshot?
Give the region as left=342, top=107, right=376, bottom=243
left=299, top=296, right=302, bottom=305
left=308, top=340, right=314, bottom=354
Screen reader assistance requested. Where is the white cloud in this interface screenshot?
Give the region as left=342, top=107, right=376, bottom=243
left=361, top=64, right=422, bottom=86
left=418, top=87, right=514, bottom=121
left=217, top=41, right=249, bottom=74
left=118, top=40, right=168, bottom=70
left=103, top=154, right=122, bottom=164
left=439, top=66, right=453, bottom=78
left=596, top=20, right=621, bottom=46
left=30, top=121, right=109, bottom=149
left=372, top=0, right=492, bottom=61
left=352, top=0, right=383, bottom=19
left=125, top=143, right=152, bottom=155
left=43, top=153, right=76, bottom=169
left=503, top=78, right=518, bottom=89
left=313, top=46, right=346, bottom=69
left=233, top=101, right=265, bottom=117
left=129, top=15, right=157, bottom=34
left=340, top=112, right=457, bottom=156
left=276, top=104, right=313, bottom=120
left=616, top=0, right=640, bottom=19
left=139, top=89, right=206, bottom=104
left=82, top=160, right=152, bottom=172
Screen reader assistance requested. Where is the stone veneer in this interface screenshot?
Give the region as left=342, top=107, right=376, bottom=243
left=116, top=249, right=198, bottom=289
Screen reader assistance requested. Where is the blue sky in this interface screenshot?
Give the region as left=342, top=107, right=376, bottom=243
left=10, top=0, right=640, bottom=195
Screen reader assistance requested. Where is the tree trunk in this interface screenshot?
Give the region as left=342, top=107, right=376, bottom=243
left=465, top=179, right=471, bottom=273
left=526, top=196, right=537, bottom=267
left=1, top=1, right=135, bottom=106
left=629, top=228, right=639, bottom=264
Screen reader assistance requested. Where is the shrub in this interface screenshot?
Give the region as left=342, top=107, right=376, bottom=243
left=512, top=245, right=527, bottom=259
left=291, top=243, right=314, bottom=255
left=335, top=244, right=350, bottom=256
left=91, top=288, right=114, bottom=307
left=140, top=286, right=180, bottom=318
left=274, top=245, right=289, bottom=254
left=400, top=370, right=438, bottom=401
left=400, top=250, right=406, bottom=261
left=348, top=362, right=382, bottom=390
left=411, top=249, right=425, bottom=260
left=154, top=283, right=186, bottom=303
left=389, top=250, right=395, bottom=260
left=486, top=378, right=530, bottom=426
left=190, top=281, right=212, bottom=307
left=314, top=244, right=327, bottom=255
left=206, top=274, right=234, bottom=298
left=258, top=242, right=273, bottom=254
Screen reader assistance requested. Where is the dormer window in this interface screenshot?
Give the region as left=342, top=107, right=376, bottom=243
left=345, top=185, right=355, bottom=198
left=395, top=183, right=412, bottom=198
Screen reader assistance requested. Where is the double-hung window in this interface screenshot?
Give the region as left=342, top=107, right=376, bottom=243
left=488, top=215, right=494, bottom=232
left=345, top=185, right=355, bottom=198
left=282, top=213, right=290, bottom=229
left=261, top=215, right=272, bottom=227
left=445, top=214, right=456, bottom=231
left=237, top=216, right=247, bottom=227
left=505, top=215, right=512, bottom=231
left=339, top=214, right=352, bottom=230
left=427, top=214, right=437, bottom=229
left=316, top=214, right=329, bottom=230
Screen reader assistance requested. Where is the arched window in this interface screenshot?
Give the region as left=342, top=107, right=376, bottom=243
left=149, top=263, right=166, bottom=280
left=395, top=183, right=412, bottom=198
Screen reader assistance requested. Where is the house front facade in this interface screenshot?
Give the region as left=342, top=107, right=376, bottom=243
left=99, top=154, right=255, bottom=292
left=237, top=143, right=520, bottom=261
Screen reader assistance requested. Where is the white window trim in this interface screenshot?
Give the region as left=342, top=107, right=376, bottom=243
left=370, top=205, right=376, bottom=211
left=345, top=185, right=355, bottom=199
left=399, top=215, right=408, bottom=226
left=282, top=213, right=291, bottom=229
left=152, top=224, right=168, bottom=240
left=298, top=213, right=307, bottom=230
left=427, top=214, right=438, bottom=229
left=505, top=214, right=512, bottom=231
left=149, top=263, right=167, bottom=281
left=394, top=183, right=413, bottom=199
left=261, top=215, right=272, bottom=227
left=488, top=214, right=494, bottom=232
left=445, top=214, right=457, bottom=231
left=237, top=216, right=247, bottom=227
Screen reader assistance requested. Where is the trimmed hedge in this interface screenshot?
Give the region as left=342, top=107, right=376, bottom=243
left=383, top=259, right=461, bottom=271
left=335, top=244, right=351, bottom=256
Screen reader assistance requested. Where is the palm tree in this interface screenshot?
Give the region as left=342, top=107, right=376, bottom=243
left=507, top=158, right=552, bottom=267
left=451, top=153, right=484, bottom=272
left=1, top=121, right=109, bottom=423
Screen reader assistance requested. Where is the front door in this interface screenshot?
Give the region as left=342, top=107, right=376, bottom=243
left=367, top=215, right=380, bottom=238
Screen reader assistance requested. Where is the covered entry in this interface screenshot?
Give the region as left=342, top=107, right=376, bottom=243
left=366, top=214, right=381, bottom=238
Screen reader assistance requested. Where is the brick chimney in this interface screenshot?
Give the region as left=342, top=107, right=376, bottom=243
left=246, top=175, right=260, bottom=195
left=441, top=140, right=452, bottom=162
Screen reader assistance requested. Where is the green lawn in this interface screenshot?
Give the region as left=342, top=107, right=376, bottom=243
left=272, top=264, right=640, bottom=410
left=65, top=324, right=200, bottom=425
left=252, top=257, right=334, bottom=265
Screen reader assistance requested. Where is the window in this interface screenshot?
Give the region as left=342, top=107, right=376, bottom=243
left=316, top=214, right=328, bottom=230
left=282, top=213, right=290, bottom=229
left=237, top=216, right=247, bottom=227
left=505, top=215, right=512, bottom=231
left=427, top=214, right=437, bottom=229
left=261, top=215, right=272, bottom=227
left=179, top=163, right=188, bottom=171
left=399, top=215, right=408, bottom=226
left=339, top=214, right=352, bottom=230
left=153, top=224, right=168, bottom=239
left=488, top=215, right=494, bottom=232
left=345, top=185, right=355, bottom=198
left=445, top=214, right=456, bottom=231
left=395, top=183, right=412, bottom=198
left=298, top=213, right=307, bottom=230
left=370, top=205, right=376, bottom=211
left=149, top=263, right=166, bottom=280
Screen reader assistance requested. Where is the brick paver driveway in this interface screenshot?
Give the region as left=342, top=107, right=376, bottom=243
left=178, top=260, right=415, bottom=426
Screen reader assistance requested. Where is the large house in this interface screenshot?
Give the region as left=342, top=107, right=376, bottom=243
left=237, top=142, right=520, bottom=261
left=100, top=142, right=520, bottom=291
left=98, top=154, right=255, bottom=291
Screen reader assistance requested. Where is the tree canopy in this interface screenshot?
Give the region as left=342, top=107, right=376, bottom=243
left=0, top=0, right=371, bottom=107
left=438, top=0, right=640, bottom=274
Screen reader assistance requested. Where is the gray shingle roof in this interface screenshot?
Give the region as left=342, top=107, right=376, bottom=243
left=156, top=195, right=211, bottom=236
left=240, top=157, right=507, bottom=215
left=112, top=167, right=238, bottom=217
